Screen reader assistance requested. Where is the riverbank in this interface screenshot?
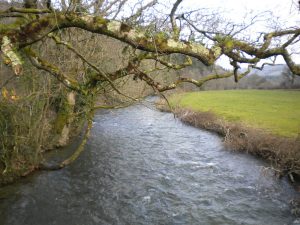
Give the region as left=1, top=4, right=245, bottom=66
left=156, top=90, right=300, bottom=180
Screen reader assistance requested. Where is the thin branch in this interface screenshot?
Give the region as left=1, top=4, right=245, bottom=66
left=142, top=53, right=193, bottom=69
left=170, top=0, right=183, bottom=39
left=126, top=0, right=158, bottom=24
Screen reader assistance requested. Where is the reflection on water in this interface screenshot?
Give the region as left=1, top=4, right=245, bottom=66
left=0, top=98, right=299, bottom=225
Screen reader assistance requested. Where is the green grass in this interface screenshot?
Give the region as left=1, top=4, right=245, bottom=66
left=170, top=90, right=300, bottom=138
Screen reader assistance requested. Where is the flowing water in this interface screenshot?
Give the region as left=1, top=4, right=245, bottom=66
left=0, top=98, right=299, bottom=225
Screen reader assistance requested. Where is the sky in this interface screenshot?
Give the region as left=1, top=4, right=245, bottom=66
left=177, top=0, right=300, bottom=68
left=182, top=0, right=298, bottom=21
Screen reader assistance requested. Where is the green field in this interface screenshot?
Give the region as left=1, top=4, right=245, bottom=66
left=170, top=90, right=300, bottom=138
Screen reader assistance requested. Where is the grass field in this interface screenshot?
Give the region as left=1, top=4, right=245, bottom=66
left=170, top=90, right=300, bottom=138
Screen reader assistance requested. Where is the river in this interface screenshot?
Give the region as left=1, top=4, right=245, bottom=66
left=0, top=98, right=299, bottom=225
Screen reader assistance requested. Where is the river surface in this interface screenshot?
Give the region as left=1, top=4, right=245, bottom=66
left=0, top=98, right=299, bottom=225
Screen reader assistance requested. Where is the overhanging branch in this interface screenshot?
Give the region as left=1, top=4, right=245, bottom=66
left=16, top=13, right=222, bottom=66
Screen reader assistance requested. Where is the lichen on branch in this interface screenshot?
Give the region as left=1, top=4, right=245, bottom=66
left=1, top=36, right=23, bottom=75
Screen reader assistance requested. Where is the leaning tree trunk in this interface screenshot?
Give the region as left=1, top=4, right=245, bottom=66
left=55, top=91, right=76, bottom=147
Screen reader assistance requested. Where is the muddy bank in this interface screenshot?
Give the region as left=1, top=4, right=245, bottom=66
left=156, top=100, right=300, bottom=181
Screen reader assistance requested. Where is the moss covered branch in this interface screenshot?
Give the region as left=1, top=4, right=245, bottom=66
left=59, top=111, right=93, bottom=168
left=39, top=110, right=94, bottom=170
left=1, top=36, right=23, bottom=75
left=141, top=53, right=193, bottom=70
left=13, top=13, right=221, bottom=66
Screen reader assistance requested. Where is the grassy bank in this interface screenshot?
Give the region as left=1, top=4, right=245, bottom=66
left=158, top=90, right=300, bottom=179
left=170, top=90, right=300, bottom=138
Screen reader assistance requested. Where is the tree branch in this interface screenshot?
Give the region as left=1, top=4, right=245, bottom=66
left=170, top=0, right=183, bottom=40
left=16, top=14, right=222, bottom=66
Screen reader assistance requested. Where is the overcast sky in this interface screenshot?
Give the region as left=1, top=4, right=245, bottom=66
left=183, top=0, right=298, bottom=20
left=177, top=0, right=299, bottom=68
left=180, top=0, right=299, bottom=27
